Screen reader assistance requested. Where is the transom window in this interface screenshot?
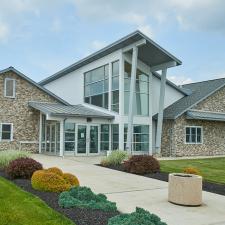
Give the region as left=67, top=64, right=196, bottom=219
left=0, top=123, right=13, bottom=141
left=84, top=65, right=109, bottom=109
left=185, top=126, right=202, bottom=144
left=4, top=78, right=16, bottom=98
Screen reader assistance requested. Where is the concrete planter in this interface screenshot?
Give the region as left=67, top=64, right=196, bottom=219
left=168, top=173, right=202, bottom=206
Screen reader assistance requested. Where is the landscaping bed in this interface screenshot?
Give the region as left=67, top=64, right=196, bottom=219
left=99, top=164, right=225, bottom=196
left=0, top=170, right=119, bottom=225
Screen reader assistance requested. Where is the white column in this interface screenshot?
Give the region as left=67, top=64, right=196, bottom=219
left=59, top=119, right=64, bottom=157
left=38, top=112, right=42, bottom=154
left=155, top=68, right=167, bottom=154
left=126, top=46, right=138, bottom=153
left=148, top=70, right=153, bottom=155
left=119, top=51, right=124, bottom=150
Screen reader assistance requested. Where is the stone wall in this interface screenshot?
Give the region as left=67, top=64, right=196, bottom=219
left=161, top=86, right=225, bottom=156
left=0, top=70, right=59, bottom=152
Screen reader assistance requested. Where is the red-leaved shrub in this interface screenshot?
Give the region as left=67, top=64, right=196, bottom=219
left=6, top=157, right=43, bottom=179
left=123, top=155, right=160, bottom=175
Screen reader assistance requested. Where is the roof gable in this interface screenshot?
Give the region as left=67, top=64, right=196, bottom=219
left=0, top=67, right=69, bottom=105
left=163, top=77, right=225, bottom=119
left=39, top=30, right=182, bottom=86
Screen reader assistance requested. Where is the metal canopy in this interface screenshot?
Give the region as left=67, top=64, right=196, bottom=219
left=187, top=110, right=225, bottom=122
left=28, top=101, right=114, bottom=119
left=39, top=30, right=182, bottom=85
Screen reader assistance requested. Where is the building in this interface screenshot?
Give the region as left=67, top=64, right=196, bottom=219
left=1, top=30, right=225, bottom=157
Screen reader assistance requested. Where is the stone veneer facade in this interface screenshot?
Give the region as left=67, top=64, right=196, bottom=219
left=0, top=70, right=59, bottom=152
left=162, top=85, right=225, bottom=156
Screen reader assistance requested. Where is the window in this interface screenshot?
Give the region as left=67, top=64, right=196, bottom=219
left=0, top=123, right=13, bottom=141
left=84, top=65, right=109, bottom=109
left=111, top=124, right=119, bottom=150
left=111, top=61, right=119, bottom=112
left=100, top=124, right=110, bottom=151
left=124, top=124, right=149, bottom=151
left=185, top=126, right=202, bottom=144
left=4, top=78, right=16, bottom=98
left=124, top=62, right=149, bottom=116
left=64, top=123, right=76, bottom=151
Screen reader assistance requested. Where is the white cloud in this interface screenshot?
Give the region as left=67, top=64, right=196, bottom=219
left=51, top=19, right=62, bottom=32
left=91, top=40, right=107, bottom=51
left=168, top=75, right=193, bottom=85
left=0, top=21, right=10, bottom=42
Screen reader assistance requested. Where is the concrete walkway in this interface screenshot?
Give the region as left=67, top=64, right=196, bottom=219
left=32, top=154, right=225, bottom=225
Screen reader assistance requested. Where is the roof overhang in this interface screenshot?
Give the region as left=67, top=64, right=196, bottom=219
left=39, top=30, right=182, bottom=85
left=186, top=110, right=225, bottom=122
left=28, top=101, right=114, bottom=119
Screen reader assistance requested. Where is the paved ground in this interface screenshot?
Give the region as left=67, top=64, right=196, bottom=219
left=32, top=154, right=225, bottom=225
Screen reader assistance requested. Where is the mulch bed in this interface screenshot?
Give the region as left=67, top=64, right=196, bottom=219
left=0, top=170, right=119, bottom=225
left=98, top=164, right=225, bottom=196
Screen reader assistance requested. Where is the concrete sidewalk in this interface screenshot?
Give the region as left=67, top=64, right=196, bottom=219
left=32, top=154, right=225, bottom=225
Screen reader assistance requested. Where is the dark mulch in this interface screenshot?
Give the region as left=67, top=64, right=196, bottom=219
left=0, top=170, right=119, bottom=225
left=99, top=164, right=225, bottom=196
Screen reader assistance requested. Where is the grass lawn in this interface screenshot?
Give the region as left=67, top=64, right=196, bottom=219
left=0, top=177, right=75, bottom=225
left=160, top=157, right=225, bottom=185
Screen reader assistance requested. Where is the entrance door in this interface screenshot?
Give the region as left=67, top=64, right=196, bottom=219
left=45, top=123, right=57, bottom=155
left=76, top=124, right=99, bottom=155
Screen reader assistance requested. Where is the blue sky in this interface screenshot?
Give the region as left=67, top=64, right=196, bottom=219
left=0, top=0, right=225, bottom=85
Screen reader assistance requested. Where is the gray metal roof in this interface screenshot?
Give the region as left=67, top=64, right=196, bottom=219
left=0, top=67, right=70, bottom=105
left=163, top=77, right=225, bottom=119
left=28, top=101, right=114, bottom=119
left=39, top=30, right=182, bottom=86
left=187, top=110, right=225, bottom=122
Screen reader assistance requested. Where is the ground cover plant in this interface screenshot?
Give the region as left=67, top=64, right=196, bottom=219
left=100, top=150, right=129, bottom=166
left=160, top=157, right=225, bottom=184
left=6, top=157, right=42, bottom=179
left=0, top=150, right=30, bottom=169
left=31, top=167, right=79, bottom=192
left=0, top=176, right=75, bottom=225
left=108, top=207, right=167, bottom=225
left=59, top=186, right=117, bottom=212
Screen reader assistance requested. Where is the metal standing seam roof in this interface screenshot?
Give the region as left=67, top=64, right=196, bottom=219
left=163, top=77, right=225, bottom=119
left=0, top=67, right=70, bottom=105
left=39, top=30, right=182, bottom=86
left=186, top=110, right=225, bottom=122
left=28, top=101, right=115, bottom=119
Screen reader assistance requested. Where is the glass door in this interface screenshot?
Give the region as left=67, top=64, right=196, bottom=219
left=89, top=125, right=99, bottom=154
left=77, top=125, right=87, bottom=155
left=50, top=123, right=56, bottom=154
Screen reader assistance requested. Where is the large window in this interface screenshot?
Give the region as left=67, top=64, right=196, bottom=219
left=124, top=62, right=149, bottom=116
left=124, top=124, right=149, bottom=151
left=4, top=78, right=16, bottom=98
left=111, top=124, right=119, bottom=150
left=111, top=61, right=119, bottom=112
left=0, top=123, right=13, bottom=141
left=84, top=65, right=109, bottom=109
left=185, top=126, right=202, bottom=144
left=100, top=124, right=110, bottom=151
left=64, top=123, right=76, bottom=152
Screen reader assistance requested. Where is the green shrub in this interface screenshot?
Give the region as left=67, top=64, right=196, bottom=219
left=108, top=207, right=167, bottom=225
left=59, top=186, right=117, bottom=212
left=123, top=155, right=160, bottom=175
left=0, top=150, right=30, bottom=169
left=100, top=150, right=129, bottom=166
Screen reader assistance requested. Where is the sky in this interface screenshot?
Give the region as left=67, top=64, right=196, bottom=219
left=0, top=0, right=225, bottom=85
